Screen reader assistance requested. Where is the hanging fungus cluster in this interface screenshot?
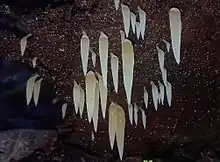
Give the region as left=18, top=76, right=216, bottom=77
left=24, top=0, right=182, bottom=160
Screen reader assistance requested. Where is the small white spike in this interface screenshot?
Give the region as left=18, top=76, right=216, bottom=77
left=140, top=108, right=146, bottom=129
left=121, top=4, right=130, bottom=37
left=169, top=8, right=182, bottom=64
left=110, top=53, right=119, bottom=93
left=80, top=31, right=90, bottom=76
left=109, top=102, right=118, bottom=150
left=33, top=78, right=43, bottom=106
left=116, top=104, right=125, bottom=161
left=26, top=74, right=38, bottom=106
left=162, top=67, right=167, bottom=86
left=62, top=103, right=68, bottom=119
left=120, top=30, right=125, bottom=44
left=86, top=71, right=97, bottom=123
left=156, top=45, right=165, bottom=72
left=92, top=82, right=99, bottom=132
left=20, top=33, right=32, bottom=57
left=130, top=12, right=136, bottom=34
left=114, top=0, right=120, bottom=10
left=138, top=6, right=146, bottom=39
left=79, top=85, right=85, bottom=118
left=150, top=81, right=159, bottom=111
left=122, top=39, right=134, bottom=105
left=99, top=32, right=109, bottom=88
left=90, top=49, right=97, bottom=67
left=135, top=22, right=141, bottom=40
left=91, top=131, right=95, bottom=141
left=97, top=73, right=108, bottom=119
left=143, top=86, right=148, bottom=109
left=73, top=80, right=81, bottom=114
left=158, top=81, right=165, bottom=105
left=128, top=104, right=133, bottom=125
left=165, top=81, right=172, bottom=107
left=134, top=104, right=138, bottom=125
left=162, top=39, right=170, bottom=52
left=32, top=57, right=37, bottom=68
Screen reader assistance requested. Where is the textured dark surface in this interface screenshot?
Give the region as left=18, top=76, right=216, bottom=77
left=0, top=0, right=220, bottom=161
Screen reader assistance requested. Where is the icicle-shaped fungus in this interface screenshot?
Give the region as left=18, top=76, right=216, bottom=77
left=92, top=82, right=99, bottom=132
left=32, top=57, right=37, bottom=68
left=134, top=104, right=138, bottom=126
left=33, top=78, right=43, bottom=106
left=151, top=81, right=159, bottom=111
left=144, top=86, right=148, bottom=109
left=86, top=71, right=97, bottom=123
left=20, top=33, right=32, bottom=57
left=130, top=12, right=136, bottom=34
left=114, top=0, right=120, bottom=10
left=116, top=104, right=125, bottom=161
left=128, top=104, right=133, bottom=125
left=169, top=8, right=182, bottom=64
left=90, top=49, right=97, bottom=67
left=140, top=108, right=146, bottom=129
left=162, top=39, right=170, bottom=52
left=110, top=53, right=119, bottom=93
left=138, top=6, right=146, bottom=39
left=62, top=103, right=68, bottom=119
left=165, top=81, right=172, bottom=107
left=79, top=85, right=85, bottom=118
left=80, top=31, right=90, bottom=76
left=99, top=32, right=109, bottom=87
left=91, top=130, right=95, bottom=141
left=156, top=45, right=165, bottom=72
left=120, top=30, right=125, bottom=44
left=122, top=39, right=134, bottom=105
left=158, top=81, right=165, bottom=105
left=26, top=74, right=38, bottom=106
left=135, top=22, right=141, bottom=39
left=162, top=67, right=167, bottom=86
left=73, top=80, right=81, bottom=114
left=109, top=102, right=118, bottom=150
left=121, top=4, right=131, bottom=37
left=97, top=73, right=108, bottom=119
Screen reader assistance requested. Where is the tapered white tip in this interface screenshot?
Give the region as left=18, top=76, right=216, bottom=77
left=165, top=81, right=172, bottom=107
left=114, top=0, right=120, bottom=10
left=121, top=4, right=131, bottom=37
left=97, top=73, right=108, bottom=119
left=143, top=86, right=148, bottom=109
left=80, top=31, right=90, bottom=76
left=151, top=81, right=159, bottom=111
left=33, top=78, right=43, bottom=106
left=62, top=103, right=68, bottom=119
left=130, top=12, right=136, bottom=34
left=21, top=33, right=32, bottom=57
left=73, top=80, right=81, bottom=114
left=26, top=74, right=38, bottom=106
left=122, top=39, right=134, bottom=105
left=169, top=8, right=182, bottom=64
left=32, top=57, right=37, bottom=68
left=135, top=22, right=141, bottom=40
left=110, top=53, right=119, bottom=93
left=137, top=6, right=146, bottom=39
left=128, top=104, right=133, bottom=125
left=86, top=71, right=97, bottom=123
left=99, top=32, right=109, bottom=88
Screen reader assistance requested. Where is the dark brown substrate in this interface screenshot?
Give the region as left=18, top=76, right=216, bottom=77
left=0, top=0, right=220, bottom=161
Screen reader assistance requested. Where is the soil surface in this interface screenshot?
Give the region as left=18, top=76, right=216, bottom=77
left=0, top=0, right=220, bottom=161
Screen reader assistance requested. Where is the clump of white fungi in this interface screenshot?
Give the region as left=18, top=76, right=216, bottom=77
left=22, top=3, right=181, bottom=160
